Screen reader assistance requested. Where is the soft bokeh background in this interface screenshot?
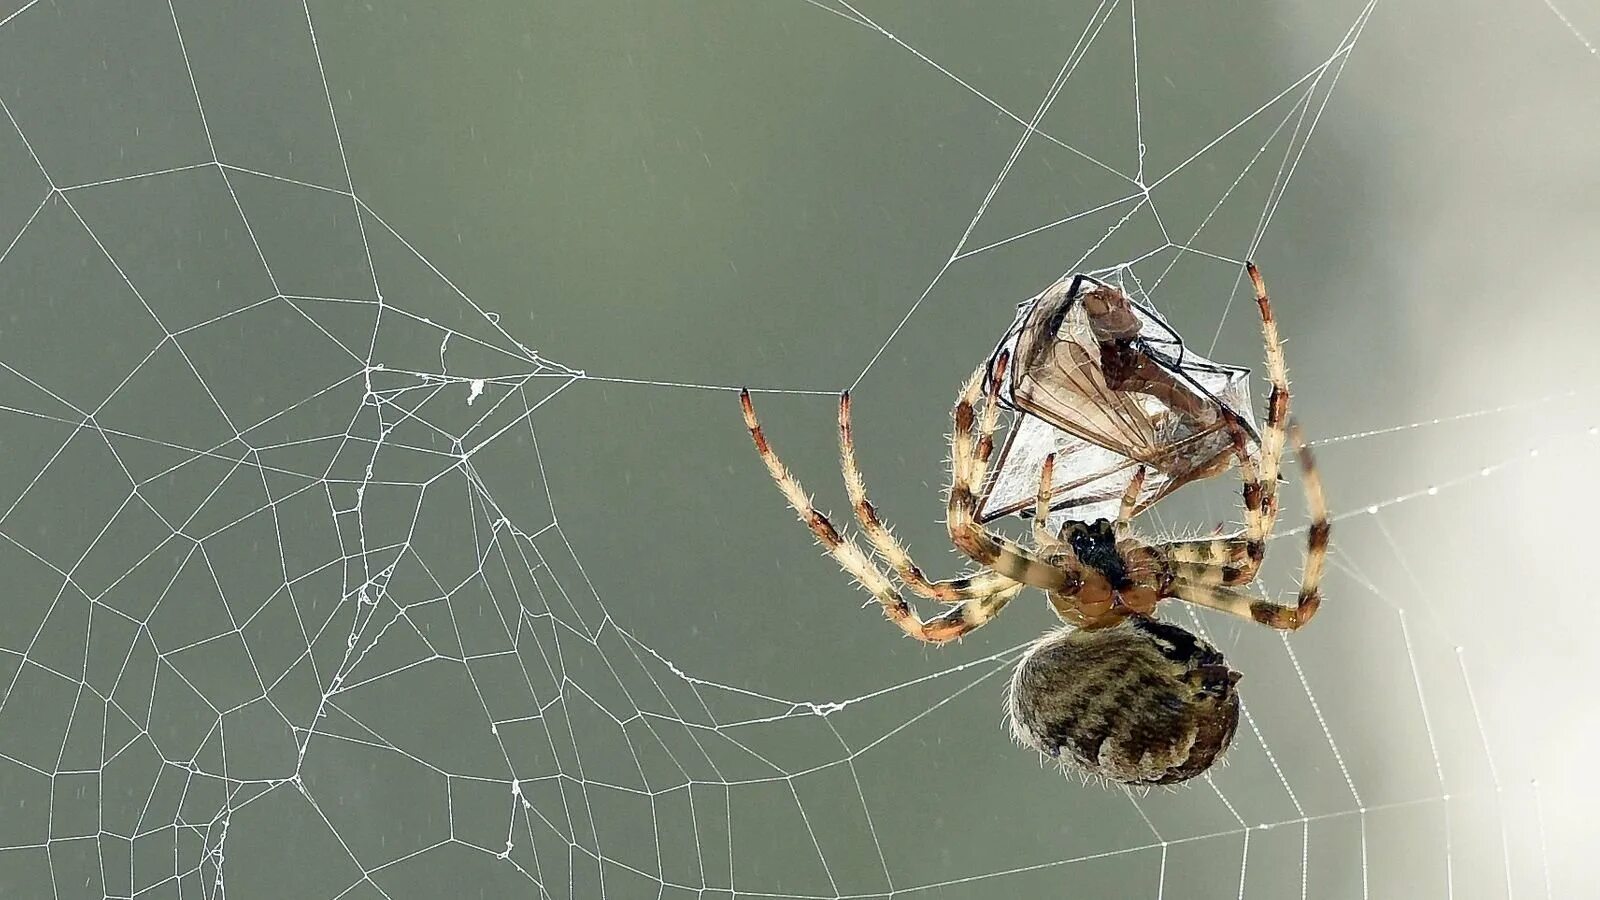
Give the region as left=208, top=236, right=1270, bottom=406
left=1, top=0, right=1597, bottom=897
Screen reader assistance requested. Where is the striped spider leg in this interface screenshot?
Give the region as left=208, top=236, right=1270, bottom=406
left=740, top=384, right=1028, bottom=644
left=1145, top=262, right=1331, bottom=630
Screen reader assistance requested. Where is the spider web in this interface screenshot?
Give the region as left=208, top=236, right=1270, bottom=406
left=0, top=0, right=1597, bottom=898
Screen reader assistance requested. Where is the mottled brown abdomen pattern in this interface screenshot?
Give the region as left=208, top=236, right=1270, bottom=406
left=1007, top=618, right=1242, bottom=785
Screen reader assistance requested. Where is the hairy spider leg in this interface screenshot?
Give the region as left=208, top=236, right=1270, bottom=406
left=1116, top=467, right=1148, bottom=532
left=946, top=358, right=1104, bottom=598
left=948, top=354, right=1004, bottom=499
left=1158, top=261, right=1299, bottom=584
left=740, top=389, right=1023, bottom=643
left=1285, top=421, right=1330, bottom=620
left=1248, top=261, right=1293, bottom=546
left=837, top=390, right=1021, bottom=603
left=1165, top=421, right=1329, bottom=629
left=1033, top=453, right=1061, bottom=548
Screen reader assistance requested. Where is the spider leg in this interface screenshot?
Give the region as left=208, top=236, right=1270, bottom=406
left=1244, top=263, right=1332, bottom=622
left=1033, top=453, right=1060, bottom=548
left=970, top=356, right=1005, bottom=489
left=1213, top=263, right=1292, bottom=577
left=740, top=390, right=1019, bottom=642
left=946, top=359, right=1093, bottom=595
left=1248, top=261, right=1291, bottom=533
left=837, top=391, right=1021, bottom=602
left=1163, top=421, right=1329, bottom=628
left=1116, top=466, right=1148, bottom=533
left=1150, top=529, right=1256, bottom=587
left=921, top=582, right=1028, bottom=642
left=1156, top=427, right=1286, bottom=585
left=1167, top=558, right=1254, bottom=588
left=1287, top=420, right=1330, bottom=620
left=1166, top=580, right=1306, bottom=630
left=1160, top=534, right=1253, bottom=567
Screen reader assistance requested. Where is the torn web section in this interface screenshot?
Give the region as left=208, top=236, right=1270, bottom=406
left=978, top=273, right=1261, bottom=532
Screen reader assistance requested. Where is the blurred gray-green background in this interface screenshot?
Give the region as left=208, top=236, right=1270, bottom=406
left=2, top=0, right=1598, bottom=897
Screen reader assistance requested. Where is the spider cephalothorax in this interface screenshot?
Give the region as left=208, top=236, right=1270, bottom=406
left=738, top=263, right=1328, bottom=785
left=1061, top=519, right=1132, bottom=590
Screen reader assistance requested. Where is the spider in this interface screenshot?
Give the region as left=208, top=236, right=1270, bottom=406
left=738, top=263, right=1329, bottom=785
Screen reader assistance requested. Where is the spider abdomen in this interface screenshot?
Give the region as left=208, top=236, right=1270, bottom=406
left=1006, top=617, right=1241, bottom=785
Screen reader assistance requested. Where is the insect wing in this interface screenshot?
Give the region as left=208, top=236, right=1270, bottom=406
left=977, top=274, right=1261, bottom=529
left=979, top=413, right=1150, bottom=525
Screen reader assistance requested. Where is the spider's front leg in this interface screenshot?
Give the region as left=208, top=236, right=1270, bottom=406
left=944, top=357, right=1093, bottom=596
left=1116, top=466, right=1147, bottom=534
left=739, top=389, right=1023, bottom=643
left=837, top=390, right=1019, bottom=602
left=1033, top=453, right=1060, bottom=549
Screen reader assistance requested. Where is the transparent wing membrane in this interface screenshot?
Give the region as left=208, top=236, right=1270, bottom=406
left=980, top=273, right=1261, bottom=531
